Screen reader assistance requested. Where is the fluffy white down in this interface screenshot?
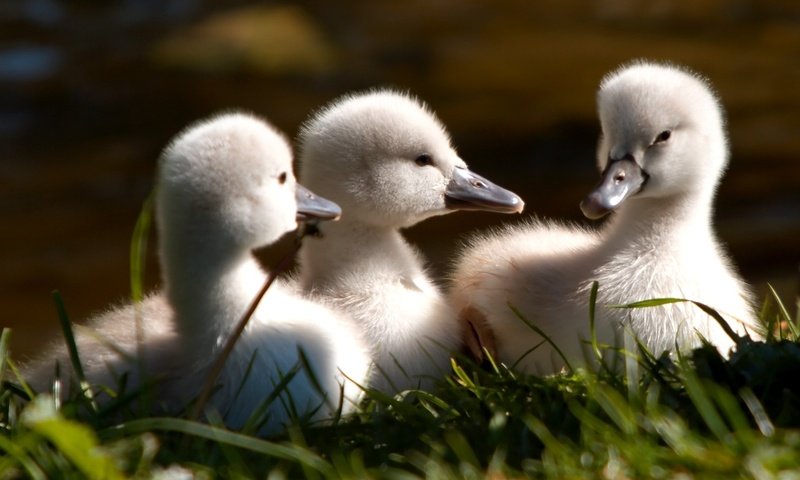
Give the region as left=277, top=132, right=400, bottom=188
left=450, top=62, right=760, bottom=375
left=298, top=90, right=468, bottom=392
left=22, top=294, right=179, bottom=400
left=165, top=271, right=372, bottom=433
left=23, top=112, right=371, bottom=434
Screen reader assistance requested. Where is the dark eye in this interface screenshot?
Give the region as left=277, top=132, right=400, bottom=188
left=278, top=172, right=288, bottom=184
left=414, top=153, right=434, bottom=167
left=653, top=130, right=671, bottom=144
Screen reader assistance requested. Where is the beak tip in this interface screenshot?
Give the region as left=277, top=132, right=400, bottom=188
left=295, top=183, right=342, bottom=222
left=445, top=167, right=525, bottom=215
left=579, top=197, right=610, bottom=220
left=581, top=158, right=646, bottom=219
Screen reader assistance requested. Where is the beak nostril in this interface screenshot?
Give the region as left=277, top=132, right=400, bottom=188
left=472, top=180, right=487, bottom=188
left=614, top=173, right=626, bottom=183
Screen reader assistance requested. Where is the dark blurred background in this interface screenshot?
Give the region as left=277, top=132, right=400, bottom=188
left=3, top=1, right=799, bottom=358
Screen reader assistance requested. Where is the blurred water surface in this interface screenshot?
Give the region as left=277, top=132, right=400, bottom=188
left=2, top=0, right=799, bottom=357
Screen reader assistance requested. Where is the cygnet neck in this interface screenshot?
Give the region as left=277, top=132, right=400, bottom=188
left=299, top=218, right=418, bottom=291
left=162, top=235, right=265, bottom=353
left=604, top=187, right=716, bottom=256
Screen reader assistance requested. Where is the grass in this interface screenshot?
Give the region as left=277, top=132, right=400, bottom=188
left=1, top=202, right=799, bottom=477
left=3, top=296, right=799, bottom=478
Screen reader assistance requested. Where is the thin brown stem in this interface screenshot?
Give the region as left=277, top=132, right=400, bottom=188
left=189, top=235, right=304, bottom=423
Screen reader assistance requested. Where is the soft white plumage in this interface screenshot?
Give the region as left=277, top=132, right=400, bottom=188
left=297, top=90, right=523, bottom=392
left=450, top=62, right=760, bottom=374
left=24, top=112, right=371, bottom=434
left=23, top=294, right=178, bottom=403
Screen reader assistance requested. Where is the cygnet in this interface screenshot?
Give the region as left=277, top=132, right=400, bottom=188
left=24, top=112, right=371, bottom=434
left=450, top=62, right=760, bottom=374
left=297, top=90, right=524, bottom=392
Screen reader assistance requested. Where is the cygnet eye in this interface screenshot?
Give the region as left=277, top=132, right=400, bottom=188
left=278, top=172, right=288, bottom=184
left=414, top=153, right=434, bottom=167
left=653, top=130, right=672, bottom=145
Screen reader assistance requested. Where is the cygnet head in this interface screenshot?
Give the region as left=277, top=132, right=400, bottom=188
left=581, top=61, right=728, bottom=219
left=298, top=89, right=523, bottom=229
left=158, top=112, right=340, bottom=259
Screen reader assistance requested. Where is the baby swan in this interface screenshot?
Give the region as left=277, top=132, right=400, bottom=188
left=450, top=62, right=760, bottom=374
left=159, top=113, right=371, bottom=432
left=25, top=112, right=371, bottom=434
left=297, top=90, right=524, bottom=392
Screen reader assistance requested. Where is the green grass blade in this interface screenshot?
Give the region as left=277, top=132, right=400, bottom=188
left=204, top=410, right=253, bottom=477
left=708, top=384, right=750, bottom=435
left=688, top=301, right=743, bottom=345
left=592, top=383, right=637, bottom=436
left=507, top=302, right=573, bottom=373
left=52, top=291, right=83, bottom=381
left=679, top=358, right=730, bottom=442
left=567, top=399, right=626, bottom=452
left=483, top=346, right=503, bottom=375
left=739, top=387, right=775, bottom=437
left=0, top=328, right=11, bottom=385
left=6, top=358, right=35, bottom=400
left=767, top=284, right=798, bottom=338
left=588, top=281, right=603, bottom=364
left=129, top=191, right=154, bottom=303
left=759, top=292, right=777, bottom=341
left=361, top=387, right=423, bottom=418
left=246, top=366, right=302, bottom=435
left=450, top=358, right=477, bottom=392
left=612, top=297, right=688, bottom=308
left=622, top=329, right=639, bottom=401
left=796, top=295, right=800, bottom=330
left=510, top=340, right=546, bottom=371
left=414, top=390, right=459, bottom=418
left=129, top=191, right=155, bottom=416
left=616, top=297, right=744, bottom=346
left=227, top=350, right=259, bottom=420
left=647, top=409, right=709, bottom=464
left=444, top=430, right=481, bottom=469
left=523, top=415, right=570, bottom=460
left=22, top=395, right=124, bottom=480
left=51, top=291, right=97, bottom=411
left=583, top=281, right=622, bottom=378
left=287, top=425, right=321, bottom=480
left=104, top=417, right=334, bottom=475
left=296, top=346, right=333, bottom=413
left=0, top=434, right=47, bottom=480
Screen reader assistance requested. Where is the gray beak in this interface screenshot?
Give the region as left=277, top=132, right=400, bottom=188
left=445, top=167, right=525, bottom=214
left=295, top=184, right=342, bottom=222
left=579, top=158, right=648, bottom=220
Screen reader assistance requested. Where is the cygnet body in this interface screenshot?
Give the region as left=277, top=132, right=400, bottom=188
left=297, top=90, right=523, bottom=392
left=450, top=62, right=760, bottom=374
left=24, top=112, right=371, bottom=434
left=23, top=293, right=178, bottom=403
